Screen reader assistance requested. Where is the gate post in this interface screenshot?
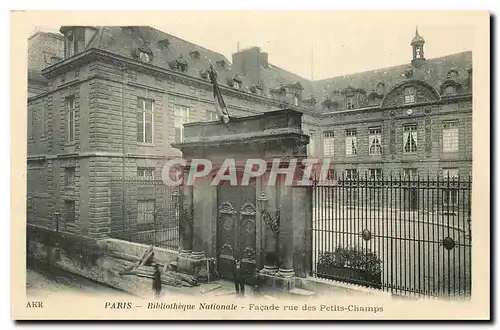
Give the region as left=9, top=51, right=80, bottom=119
left=180, top=165, right=193, bottom=256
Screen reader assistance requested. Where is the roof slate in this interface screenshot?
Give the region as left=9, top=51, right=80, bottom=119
left=58, top=26, right=473, bottom=112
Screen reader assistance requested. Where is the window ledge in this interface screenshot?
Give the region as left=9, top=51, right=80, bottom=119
left=137, top=142, right=155, bottom=147
left=65, top=142, right=76, bottom=147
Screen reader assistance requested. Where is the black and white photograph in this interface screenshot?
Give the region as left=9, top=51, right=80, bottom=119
left=11, top=10, right=490, bottom=320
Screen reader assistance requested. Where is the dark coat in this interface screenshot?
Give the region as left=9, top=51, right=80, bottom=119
left=233, top=260, right=245, bottom=281
left=152, top=268, right=162, bottom=292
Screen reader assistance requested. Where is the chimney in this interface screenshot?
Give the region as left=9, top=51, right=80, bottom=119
left=51, top=56, right=62, bottom=65
left=231, top=46, right=267, bottom=86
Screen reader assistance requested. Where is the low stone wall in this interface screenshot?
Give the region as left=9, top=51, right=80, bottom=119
left=26, top=224, right=179, bottom=296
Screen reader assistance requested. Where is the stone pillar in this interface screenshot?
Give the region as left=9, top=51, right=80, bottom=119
left=180, top=182, right=193, bottom=256
left=292, top=185, right=313, bottom=278
left=191, top=176, right=217, bottom=260
left=278, top=183, right=295, bottom=278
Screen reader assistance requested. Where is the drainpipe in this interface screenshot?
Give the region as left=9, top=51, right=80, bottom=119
left=121, top=66, right=126, bottom=237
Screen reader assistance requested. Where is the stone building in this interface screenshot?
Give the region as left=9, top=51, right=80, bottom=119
left=27, top=26, right=472, bottom=238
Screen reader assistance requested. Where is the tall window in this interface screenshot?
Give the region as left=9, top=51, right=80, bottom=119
left=323, top=131, right=335, bottom=157
left=137, top=97, right=154, bottom=144
left=137, top=167, right=155, bottom=177
left=174, top=105, right=190, bottom=143
left=442, top=168, right=459, bottom=207
left=404, top=87, right=416, bottom=104
left=403, top=168, right=418, bottom=179
left=65, top=200, right=75, bottom=223
left=345, top=129, right=358, bottom=156
left=369, top=127, right=382, bottom=155
left=64, top=167, right=75, bottom=187
left=206, top=110, right=218, bottom=121
left=66, top=96, right=75, bottom=143
left=308, top=134, right=315, bottom=156
left=346, top=96, right=356, bottom=109
left=369, top=168, right=383, bottom=180
left=345, top=169, right=359, bottom=180
left=293, top=95, right=299, bottom=106
left=30, top=108, right=36, bottom=139
left=137, top=199, right=155, bottom=223
left=442, top=121, right=459, bottom=153
left=403, top=124, right=418, bottom=153
left=443, top=168, right=459, bottom=180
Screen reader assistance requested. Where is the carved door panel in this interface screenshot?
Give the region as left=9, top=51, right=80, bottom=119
left=216, top=178, right=256, bottom=280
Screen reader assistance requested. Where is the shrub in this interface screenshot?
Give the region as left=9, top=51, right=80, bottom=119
left=317, top=246, right=382, bottom=274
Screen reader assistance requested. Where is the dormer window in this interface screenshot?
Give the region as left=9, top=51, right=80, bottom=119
left=136, top=43, right=154, bottom=64
left=293, top=95, right=299, bottom=106
left=346, top=96, right=357, bottom=109
left=176, top=56, right=188, bottom=72
left=447, top=69, right=459, bottom=79
left=139, top=51, right=152, bottom=63
left=62, top=27, right=86, bottom=58
left=444, top=85, right=455, bottom=96
left=376, top=81, right=385, bottom=95
left=404, top=87, right=416, bottom=104
left=233, top=81, right=240, bottom=89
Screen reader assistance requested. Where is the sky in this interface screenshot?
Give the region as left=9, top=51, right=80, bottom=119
left=28, top=11, right=475, bottom=81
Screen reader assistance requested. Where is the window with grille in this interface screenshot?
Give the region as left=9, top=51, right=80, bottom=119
left=442, top=168, right=459, bottom=206
left=65, top=200, right=75, bottom=223
left=174, top=105, right=190, bottom=143
left=66, top=96, right=76, bottom=143
left=369, top=127, right=382, bottom=155
left=345, top=169, right=358, bottom=180
left=404, top=87, right=416, bottom=104
left=368, top=168, right=383, bottom=180
left=442, top=121, right=459, bottom=153
left=64, top=167, right=75, bottom=187
left=326, top=169, right=337, bottom=180
left=137, top=199, right=155, bottom=223
left=345, top=129, right=358, bottom=156
left=206, top=110, right=218, bottom=121
left=403, top=168, right=418, bottom=179
left=403, top=124, right=418, bottom=153
left=137, top=167, right=155, bottom=177
left=137, top=97, right=154, bottom=143
left=323, top=131, right=335, bottom=157
left=346, top=96, right=357, bottom=109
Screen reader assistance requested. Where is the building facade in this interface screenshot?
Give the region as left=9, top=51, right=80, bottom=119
left=27, top=26, right=472, bottom=238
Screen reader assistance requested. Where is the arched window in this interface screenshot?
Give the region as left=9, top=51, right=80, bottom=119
left=444, top=85, right=455, bottom=96
left=404, top=87, right=416, bottom=104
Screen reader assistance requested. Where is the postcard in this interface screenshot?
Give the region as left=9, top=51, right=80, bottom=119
left=11, top=10, right=490, bottom=320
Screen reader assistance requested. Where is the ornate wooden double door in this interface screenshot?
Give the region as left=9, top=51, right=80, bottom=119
left=216, top=178, right=256, bottom=280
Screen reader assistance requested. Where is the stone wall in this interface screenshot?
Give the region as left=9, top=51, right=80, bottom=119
left=26, top=224, right=179, bottom=294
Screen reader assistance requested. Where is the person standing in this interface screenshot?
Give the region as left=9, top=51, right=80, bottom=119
left=152, top=263, right=162, bottom=299
left=233, top=258, right=245, bottom=297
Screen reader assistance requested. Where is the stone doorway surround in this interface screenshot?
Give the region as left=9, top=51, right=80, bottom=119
left=172, top=109, right=313, bottom=291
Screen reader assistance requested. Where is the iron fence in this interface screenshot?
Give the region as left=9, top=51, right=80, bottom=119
left=311, top=174, right=472, bottom=299
left=109, top=177, right=181, bottom=250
